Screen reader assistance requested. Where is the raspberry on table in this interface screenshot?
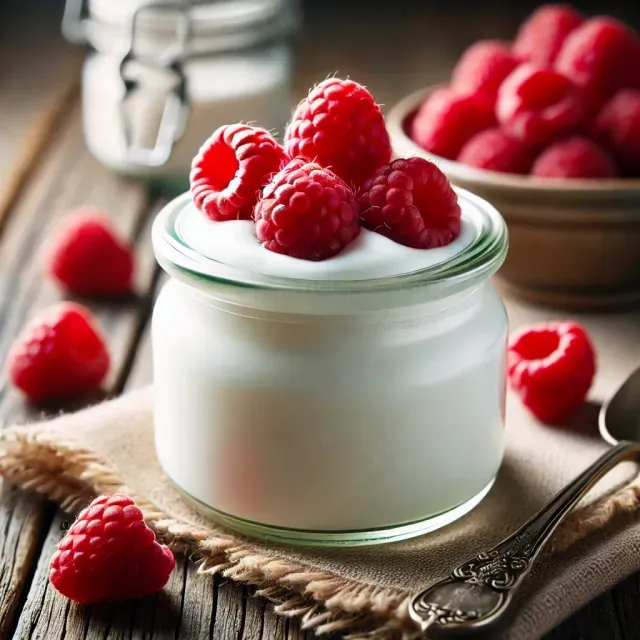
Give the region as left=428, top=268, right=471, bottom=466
left=50, top=494, right=175, bottom=604
left=190, top=124, right=288, bottom=222
left=411, top=89, right=496, bottom=160
left=451, top=40, right=520, bottom=101
left=496, top=63, right=586, bottom=146
left=284, top=78, right=391, bottom=189
left=594, top=89, right=640, bottom=176
left=508, top=322, right=596, bottom=424
left=531, top=136, right=617, bottom=179
left=47, top=210, right=134, bottom=298
left=555, top=17, right=640, bottom=112
left=254, top=159, right=361, bottom=261
left=513, top=4, right=584, bottom=67
left=7, top=302, right=110, bottom=403
left=357, top=157, right=461, bottom=249
left=457, top=128, right=535, bottom=174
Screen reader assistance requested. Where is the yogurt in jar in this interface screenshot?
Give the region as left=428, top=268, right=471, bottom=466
left=151, top=189, right=509, bottom=545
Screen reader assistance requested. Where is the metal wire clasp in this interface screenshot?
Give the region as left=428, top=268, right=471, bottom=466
left=118, top=1, right=192, bottom=167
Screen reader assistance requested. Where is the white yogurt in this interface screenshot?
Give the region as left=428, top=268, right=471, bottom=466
left=176, top=202, right=477, bottom=281
left=152, top=192, right=508, bottom=544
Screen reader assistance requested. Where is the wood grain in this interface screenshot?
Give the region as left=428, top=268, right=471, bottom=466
left=0, top=104, right=152, bottom=638
left=0, top=0, right=82, bottom=228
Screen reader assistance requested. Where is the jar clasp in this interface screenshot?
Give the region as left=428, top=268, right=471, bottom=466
left=118, top=1, right=193, bottom=168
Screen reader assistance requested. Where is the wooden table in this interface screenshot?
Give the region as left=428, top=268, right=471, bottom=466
left=2, top=1, right=640, bottom=638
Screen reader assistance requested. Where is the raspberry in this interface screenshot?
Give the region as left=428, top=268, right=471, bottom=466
left=508, top=322, right=596, bottom=424
left=50, top=494, right=175, bottom=604
left=513, top=4, right=584, bottom=67
left=531, top=136, right=617, bottom=179
left=457, top=128, right=535, bottom=174
left=411, top=89, right=496, bottom=160
left=555, top=17, right=640, bottom=111
left=47, top=211, right=134, bottom=297
left=190, top=124, right=288, bottom=221
left=357, top=157, right=461, bottom=249
left=451, top=40, right=520, bottom=100
left=497, top=63, right=586, bottom=145
left=594, top=89, right=640, bottom=176
left=284, top=78, right=391, bottom=189
left=254, top=160, right=361, bottom=260
left=7, top=303, right=110, bottom=402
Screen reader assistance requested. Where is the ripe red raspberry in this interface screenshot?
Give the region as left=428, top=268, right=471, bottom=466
left=513, top=4, right=584, bottom=67
left=531, top=136, right=617, bottom=179
left=594, top=89, right=640, bottom=176
left=46, top=211, right=134, bottom=297
left=451, top=40, right=520, bottom=100
left=555, top=17, right=640, bottom=112
left=497, top=64, right=586, bottom=146
left=284, top=78, right=391, bottom=189
left=411, top=89, right=495, bottom=160
left=508, top=322, right=596, bottom=424
left=190, top=124, right=288, bottom=222
left=357, top=157, right=461, bottom=249
left=50, top=494, right=175, bottom=604
left=254, top=160, right=361, bottom=260
left=457, top=128, right=535, bottom=174
left=7, top=303, right=110, bottom=402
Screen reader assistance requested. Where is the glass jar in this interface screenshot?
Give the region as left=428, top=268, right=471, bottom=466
left=151, top=190, right=509, bottom=546
left=62, top=0, right=298, bottom=191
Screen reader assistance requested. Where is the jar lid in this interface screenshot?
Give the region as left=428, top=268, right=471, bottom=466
left=88, top=0, right=294, bottom=33
left=81, top=0, right=299, bottom=53
left=152, top=190, right=509, bottom=313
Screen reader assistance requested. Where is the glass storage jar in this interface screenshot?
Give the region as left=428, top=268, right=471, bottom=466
left=62, top=0, right=298, bottom=190
left=151, top=189, right=509, bottom=546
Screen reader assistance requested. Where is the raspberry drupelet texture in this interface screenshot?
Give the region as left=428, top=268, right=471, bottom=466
left=594, top=89, right=640, bottom=176
left=411, top=89, right=496, bottom=160
left=451, top=40, right=520, bottom=101
left=508, top=321, right=596, bottom=424
left=254, top=160, right=361, bottom=261
left=357, top=157, right=461, bottom=249
left=50, top=494, right=175, bottom=604
left=190, top=124, right=288, bottom=222
left=513, top=4, right=584, bottom=67
left=7, top=303, right=110, bottom=402
left=555, top=17, right=640, bottom=112
left=496, top=63, right=586, bottom=146
left=531, top=136, right=617, bottom=179
left=457, top=128, right=535, bottom=174
left=47, top=211, right=134, bottom=297
left=284, top=78, right=391, bottom=189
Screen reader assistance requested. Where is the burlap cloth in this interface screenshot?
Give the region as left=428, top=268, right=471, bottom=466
left=2, top=302, right=640, bottom=639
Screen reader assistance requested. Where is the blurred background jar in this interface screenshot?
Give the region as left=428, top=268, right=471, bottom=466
left=62, top=0, right=299, bottom=191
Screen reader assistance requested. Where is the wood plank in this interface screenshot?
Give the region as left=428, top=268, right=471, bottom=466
left=0, top=101, right=154, bottom=639
left=0, top=0, right=82, bottom=227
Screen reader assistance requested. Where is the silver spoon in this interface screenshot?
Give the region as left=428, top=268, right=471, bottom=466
left=409, top=366, right=640, bottom=637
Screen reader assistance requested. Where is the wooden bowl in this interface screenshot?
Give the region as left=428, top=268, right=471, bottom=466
left=387, top=87, right=640, bottom=310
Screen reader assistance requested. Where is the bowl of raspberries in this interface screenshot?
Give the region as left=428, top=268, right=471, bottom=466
left=387, top=4, right=640, bottom=310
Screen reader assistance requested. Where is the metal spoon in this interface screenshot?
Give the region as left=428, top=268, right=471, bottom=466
left=409, top=366, right=640, bottom=637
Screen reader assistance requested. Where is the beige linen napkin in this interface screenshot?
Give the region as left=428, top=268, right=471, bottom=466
left=2, top=304, right=640, bottom=640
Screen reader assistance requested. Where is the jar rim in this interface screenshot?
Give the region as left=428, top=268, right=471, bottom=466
left=152, top=189, right=509, bottom=302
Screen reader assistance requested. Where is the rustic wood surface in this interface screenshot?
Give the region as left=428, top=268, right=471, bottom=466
left=2, top=1, right=640, bottom=638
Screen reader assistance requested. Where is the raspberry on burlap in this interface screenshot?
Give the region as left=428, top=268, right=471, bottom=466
left=50, top=494, right=175, bottom=604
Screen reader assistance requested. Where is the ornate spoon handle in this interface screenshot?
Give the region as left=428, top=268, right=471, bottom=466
left=410, top=441, right=640, bottom=636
